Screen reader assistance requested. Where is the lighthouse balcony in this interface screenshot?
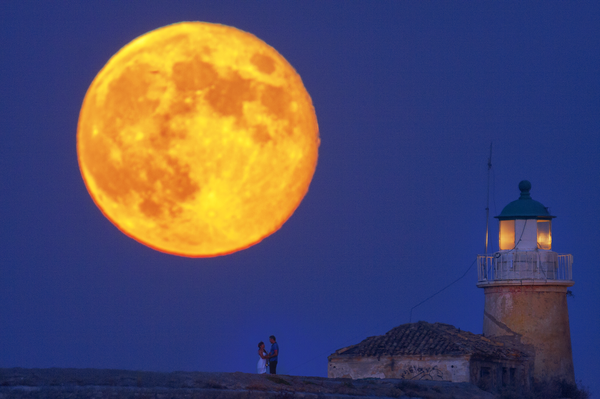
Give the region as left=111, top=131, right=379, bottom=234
left=477, top=251, right=573, bottom=287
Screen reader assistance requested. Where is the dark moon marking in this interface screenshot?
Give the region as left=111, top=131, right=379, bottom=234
left=252, top=124, right=271, bottom=145
left=172, top=56, right=218, bottom=92
left=250, top=53, right=276, bottom=74
left=205, top=71, right=255, bottom=118
left=261, top=84, right=289, bottom=118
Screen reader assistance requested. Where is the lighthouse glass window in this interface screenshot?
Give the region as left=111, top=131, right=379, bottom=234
left=537, top=220, right=552, bottom=250
left=499, top=220, right=515, bottom=250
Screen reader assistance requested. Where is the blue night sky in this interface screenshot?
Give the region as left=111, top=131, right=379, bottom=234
left=1, top=1, right=599, bottom=395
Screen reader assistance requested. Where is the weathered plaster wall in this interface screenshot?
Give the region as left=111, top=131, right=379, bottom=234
left=328, top=355, right=471, bottom=382
left=482, top=285, right=574, bottom=383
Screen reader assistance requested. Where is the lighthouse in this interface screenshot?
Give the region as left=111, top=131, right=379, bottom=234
left=477, top=180, right=575, bottom=383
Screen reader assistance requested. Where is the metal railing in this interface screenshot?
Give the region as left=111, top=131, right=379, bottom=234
left=477, top=251, right=573, bottom=283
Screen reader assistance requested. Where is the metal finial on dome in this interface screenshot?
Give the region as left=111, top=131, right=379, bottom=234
left=519, top=180, right=532, bottom=199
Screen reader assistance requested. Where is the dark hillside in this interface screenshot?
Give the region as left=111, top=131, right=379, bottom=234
left=0, top=367, right=495, bottom=398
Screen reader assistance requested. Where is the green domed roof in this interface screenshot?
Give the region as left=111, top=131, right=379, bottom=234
left=495, top=180, right=555, bottom=220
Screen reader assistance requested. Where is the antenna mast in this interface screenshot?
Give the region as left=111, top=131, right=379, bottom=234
left=485, top=143, right=493, bottom=255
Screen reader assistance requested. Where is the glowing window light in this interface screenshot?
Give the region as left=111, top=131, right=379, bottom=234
left=499, top=220, right=515, bottom=250
left=537, top=220, right=552, bottom=250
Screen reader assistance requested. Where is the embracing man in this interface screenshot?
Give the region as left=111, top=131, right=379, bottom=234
left=268, top=335, right=279, bottom=374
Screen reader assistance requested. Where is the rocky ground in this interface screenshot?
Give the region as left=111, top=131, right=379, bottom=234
left=0, top=367, right=495, bottom=398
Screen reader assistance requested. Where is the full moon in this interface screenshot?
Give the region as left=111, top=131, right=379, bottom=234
left=77, top=22, right=319, bottom=257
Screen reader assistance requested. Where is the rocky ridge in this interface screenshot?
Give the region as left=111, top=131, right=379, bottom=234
left=0, top=367, right=494, bottom=398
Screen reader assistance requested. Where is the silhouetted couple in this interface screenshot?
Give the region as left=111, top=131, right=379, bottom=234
left=257, top=335, right=279, bottom=374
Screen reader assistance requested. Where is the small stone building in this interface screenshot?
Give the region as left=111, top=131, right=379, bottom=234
left=328, top=321, right=532, bottom=392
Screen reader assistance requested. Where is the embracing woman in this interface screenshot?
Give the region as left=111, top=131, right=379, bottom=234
left=257, top=341, right=269, bottom=374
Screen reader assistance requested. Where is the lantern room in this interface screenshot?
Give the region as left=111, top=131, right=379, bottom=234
left=478, top=180, right=572, bottom=284
left=496, top=180, right=555, bottom=251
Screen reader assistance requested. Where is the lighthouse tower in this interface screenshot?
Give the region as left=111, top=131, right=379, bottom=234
left=477, top=180, right=575, bottom=383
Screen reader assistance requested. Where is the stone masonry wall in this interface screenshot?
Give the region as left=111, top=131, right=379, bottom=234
left=328, top=355, right=471, bottom=382
left=483, top=285, right=574, bottom=383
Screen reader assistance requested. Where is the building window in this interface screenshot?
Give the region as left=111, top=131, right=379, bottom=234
left=537, top=220, right=552, bottom=250
left=510, top=368, right=516, bottom=386
left=480, top=367, right=491, bottom=378
left=499, top=220, right=515, bottom=250
left=479, top=366, right=492, bottom=391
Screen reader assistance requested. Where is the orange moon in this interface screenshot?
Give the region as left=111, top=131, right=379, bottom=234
left=77, top=22, right=319, bottom=257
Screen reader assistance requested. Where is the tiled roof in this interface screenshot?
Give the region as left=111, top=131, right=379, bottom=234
left=331, top=321, right=527, bottom=360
